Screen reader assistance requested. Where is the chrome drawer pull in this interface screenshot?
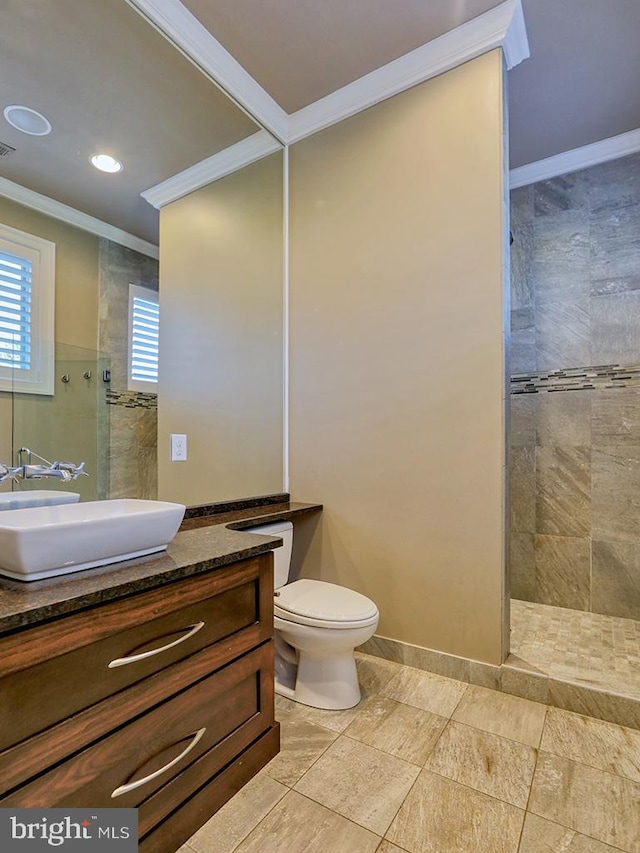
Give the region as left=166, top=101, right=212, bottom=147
left=108, top=621, right=205, bottom=669
left=111, top=727, right=207, bottom=799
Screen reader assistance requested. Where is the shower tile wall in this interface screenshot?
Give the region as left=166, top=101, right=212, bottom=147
left=99, top=239, right=159, bottom=500
left=510, top=151, right=640, bottom=620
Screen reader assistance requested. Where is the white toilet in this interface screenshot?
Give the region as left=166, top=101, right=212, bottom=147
left=247, top=520, right=379, bottom=710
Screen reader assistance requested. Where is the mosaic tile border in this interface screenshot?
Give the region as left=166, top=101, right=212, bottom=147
left=106, top=389, right=157, bottom=409
left=511, top=363, right=640, bottom=394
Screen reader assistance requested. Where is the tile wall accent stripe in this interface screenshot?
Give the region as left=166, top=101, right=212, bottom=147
left=106, top=389, right=157, bottom=409
left=511, top=363, right=640, bottom=394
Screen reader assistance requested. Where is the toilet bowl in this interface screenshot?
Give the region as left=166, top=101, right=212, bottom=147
left=247, top=521, right=379, bottom=710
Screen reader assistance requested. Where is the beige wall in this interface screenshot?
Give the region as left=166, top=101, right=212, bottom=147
left=289, top=51, right=508, bottom=664
left=158, top=152, right=284, bottom=505
left=0, top=198, right=99, bottom=350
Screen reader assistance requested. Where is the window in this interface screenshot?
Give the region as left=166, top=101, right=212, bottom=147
left=128, top=284, right=159, bottom=392
left=0, top=223, right=55, bottom=395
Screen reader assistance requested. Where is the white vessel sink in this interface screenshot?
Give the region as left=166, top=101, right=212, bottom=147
left=0, top=499, right=186, bottom=581
left=0, top=490, right=81, bottom=511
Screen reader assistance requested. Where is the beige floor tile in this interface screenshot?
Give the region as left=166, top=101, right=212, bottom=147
left=518, top=813, right=626, bottom=853
left=263, top=718, right=338, bottom=786
left=233, top=790, right=381, bottom=853
left=293, top=736, right=420, bottom=835
left=356, top=652, right=404, bottom=693
left=529, top=751, right=640, bottom=851
left=381, top=665, right=468, bottom=717
left=187, top=773, right=287, bottom=853
left=424, top=720, right=537, bottom=808
left=452, top=684, right=547, bottom=747
left=275, top=692, right=362, bottom=733
left=343, top=695, right=447, bottom=765
left=386, top=769, right=524, bottom=853
left=376, top=843, right=406, bottom=853
left=541, top=707, right=640, bottom=783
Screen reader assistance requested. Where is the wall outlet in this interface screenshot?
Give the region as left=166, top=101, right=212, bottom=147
left=171, top=433, right=187, bottom=462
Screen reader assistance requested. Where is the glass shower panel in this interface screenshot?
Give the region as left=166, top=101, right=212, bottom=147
left=11, top=342, right=110, bottom=502
left=0, top=332, right=16, bottom=493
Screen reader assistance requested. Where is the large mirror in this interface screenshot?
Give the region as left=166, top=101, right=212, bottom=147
left=0, top=0, right=284, bottom=506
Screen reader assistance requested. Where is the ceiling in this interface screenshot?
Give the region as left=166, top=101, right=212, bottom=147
left=509, top=0, right=640, bottom=168
left=1, top=0, right=639, bottom=246
left=0, top=0, right=260, bottom=245
left=182, top=0, right=640, bottom=168
left=181, top=0, right=504, bottom=114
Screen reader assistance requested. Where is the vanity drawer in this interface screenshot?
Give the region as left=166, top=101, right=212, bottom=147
left=0, top=555, right=273, bottom=752
left=139, top=725, right=280, bottom=853
left=1, top=642, right=274, bottom=810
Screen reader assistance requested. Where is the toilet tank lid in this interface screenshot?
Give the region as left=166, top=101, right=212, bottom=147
left=276, top=579, right=378, bottom=623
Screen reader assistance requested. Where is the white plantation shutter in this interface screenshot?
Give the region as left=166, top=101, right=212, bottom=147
left=128, top=284, right=159, bottom=390
left=0, top=224, right=55, bottom=395
left=0, top=248, right=32, bottom=371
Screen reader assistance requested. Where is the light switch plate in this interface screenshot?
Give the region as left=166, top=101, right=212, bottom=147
left=171, top=433, right=187, bottom=461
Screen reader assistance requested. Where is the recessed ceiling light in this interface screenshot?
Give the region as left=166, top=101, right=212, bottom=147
left=3, top=105, right=52, bottom=136
left=90, top=153, right=123, bottom=174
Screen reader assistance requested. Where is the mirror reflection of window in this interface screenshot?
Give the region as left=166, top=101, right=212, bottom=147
left=0, top=223, right=55, bottom=395
left=128, top=283, right=159, bottom=393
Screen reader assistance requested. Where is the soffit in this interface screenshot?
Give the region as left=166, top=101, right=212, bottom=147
left=181, top=0, right=504, bottom=113
left=0, top=0, right=259, bottom=244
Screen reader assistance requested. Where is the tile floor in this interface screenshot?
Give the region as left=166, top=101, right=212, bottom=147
left=178, top=653, right=640, bottom=853
left=511, top=599, right=640, bottom=700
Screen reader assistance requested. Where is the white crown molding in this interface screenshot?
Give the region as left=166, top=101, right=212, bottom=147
left=126, top=0, right=290, bottom=142
left=287, top=0, right=529, bottom=144
left=0, top=177, right=159, bottom=259
left=502, top=0, right=529, bottom=70
left=141, top=130, right=281, bottom=209
left=128, top=0, right=527, bottom=149
left=509, top=127, right=640, bottom=189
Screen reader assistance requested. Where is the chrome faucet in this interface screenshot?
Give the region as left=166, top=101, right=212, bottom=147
left=15, top=447, right=89, bottom=482
left=17, top=447, right=31, bottom=468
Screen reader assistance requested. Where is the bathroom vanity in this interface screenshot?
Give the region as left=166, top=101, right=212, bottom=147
left=0, top=494, right=321, bottom=852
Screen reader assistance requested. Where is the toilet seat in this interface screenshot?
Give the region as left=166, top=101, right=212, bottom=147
left=275, top=579, right=379, bottom=630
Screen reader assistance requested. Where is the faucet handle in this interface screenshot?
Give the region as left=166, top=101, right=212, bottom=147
left=70, top=461, right=88, bottom=480
left=0, top=463, right=20, bottom=484
left=52, top=461, right=89, bottom=480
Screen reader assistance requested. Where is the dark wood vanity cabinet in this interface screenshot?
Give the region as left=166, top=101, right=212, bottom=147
left=0, top=554, right=280, bottom=853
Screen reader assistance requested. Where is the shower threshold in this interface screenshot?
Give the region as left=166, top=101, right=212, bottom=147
left=507, top=599, right=640, bottom=730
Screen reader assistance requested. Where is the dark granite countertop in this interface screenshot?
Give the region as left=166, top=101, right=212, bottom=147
left=0, top=497, right=322, bottom=634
